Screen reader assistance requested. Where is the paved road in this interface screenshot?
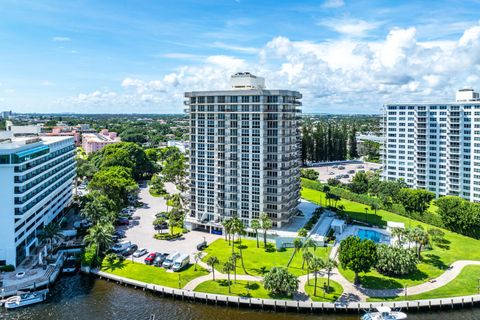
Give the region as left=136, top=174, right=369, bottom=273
left=120, top=182, right=220, bottom=263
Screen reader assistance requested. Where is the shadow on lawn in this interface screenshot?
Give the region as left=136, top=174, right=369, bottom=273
left=423, top=253, right=449, bottom=270
left=102, top=259, right=127, bottom=271
left=344, top=210, right=387, bottom=227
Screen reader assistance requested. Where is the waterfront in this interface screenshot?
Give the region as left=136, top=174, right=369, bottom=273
left=1, top=275, right=480, bottom=320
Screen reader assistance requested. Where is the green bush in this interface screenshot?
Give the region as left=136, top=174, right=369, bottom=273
left=154, top=233, right=183, bottom=240
left=82, top=244, right=99, bottom=267
left=303, top=207, right=324, bottom=231
left=0, top=265, right=15, bottom=272
left=376, top=244, right=418, bottom=276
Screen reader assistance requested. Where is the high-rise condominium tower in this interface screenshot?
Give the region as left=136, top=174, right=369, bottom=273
left=184, top=72, right=301, bottom=232
left=382, top=88, right=480, bottom=201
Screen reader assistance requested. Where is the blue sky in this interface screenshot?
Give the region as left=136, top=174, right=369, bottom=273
left=1, top=0, right=480, bottom=114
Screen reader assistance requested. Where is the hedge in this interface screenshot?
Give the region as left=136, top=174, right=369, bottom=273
left=301, top=178, right=444, bottom=229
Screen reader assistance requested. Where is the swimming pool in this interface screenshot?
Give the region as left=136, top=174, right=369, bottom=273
left=356, top=228, right=389, bottom=243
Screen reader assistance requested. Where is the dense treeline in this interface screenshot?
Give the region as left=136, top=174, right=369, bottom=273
left=301, top=115, right=380, bottom=163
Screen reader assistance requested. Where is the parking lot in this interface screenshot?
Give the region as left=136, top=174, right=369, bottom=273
left=309, top=161, right=382, bottom=184
left=117, top=182, right=221, bottom=265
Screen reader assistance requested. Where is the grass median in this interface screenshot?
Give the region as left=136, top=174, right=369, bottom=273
left=101, top=259, right=208, bottom=288
left=304, top=277, right=343, bottom=302
left=194, top=280, right=291, bottom=300
left=202, top=238, right=331, bottom=277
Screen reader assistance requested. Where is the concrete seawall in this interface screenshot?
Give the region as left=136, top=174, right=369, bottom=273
left=89, top=269, right=480, bottom=314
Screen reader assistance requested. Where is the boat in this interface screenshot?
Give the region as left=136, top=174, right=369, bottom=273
left=4, top=289, right=49, bottom=309
left=361, top=306, right=407, bottom=320
left=62, top=256, right=79, bottom=274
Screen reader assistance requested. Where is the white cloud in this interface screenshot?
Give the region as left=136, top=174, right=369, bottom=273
left=159, top=53, right=201, bottom=60
left=57, top=23, right=480, bottom=114
left=319, top=18, right=381, bottom=37
left=211, top=42, right=259, bottom=54
left=322, top=0, right=345, bottom=8
left=52, top=36, right=71, bottom=42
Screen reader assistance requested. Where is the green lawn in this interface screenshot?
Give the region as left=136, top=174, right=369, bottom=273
left=194, top=279, right=291, bottom=299
left=301, top=187, right=480, bottom=290
left=148, top=188, right=166, bottom=197
left=368, top=265, right=480, bottom=302
left=101, top=259, right=208, bottom=288
left=202, top=238, right=331, bottom=277
left=304, top=277, right=344, bottom=302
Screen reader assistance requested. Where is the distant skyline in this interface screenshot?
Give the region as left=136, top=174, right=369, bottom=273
left=1, top=0, right=480, bottom=114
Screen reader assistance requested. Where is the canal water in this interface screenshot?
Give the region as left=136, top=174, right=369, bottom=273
left=1, top=275, right=479, bottom=320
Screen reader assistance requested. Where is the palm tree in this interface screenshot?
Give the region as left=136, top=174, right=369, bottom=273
left=301, top=238, right=317, bottom=269
left=38, top=223, right=63, bottom=252
left=250, top=219, right=261, bottom=248
left=193, top=252, right=203, bottom=271
left=323, top=258, right=338, bottom=293
left=411, top=227, right=429, bottom=259
left=297, top=228, right=308, bottom=238
left=310, top=257, right=325, bottom=296
left=206, top=256, right=219, bottom=280
left=230, top=252, right=240, bottom=283
left=286, top=238, right=303, bottom=267
left=223, top=218, right=234, bottom=246
left=370, top=202, right=380, bottom=215
left=391, top=227, right=405, bottom=246
left=302, top=251, right=313, bottom=283
left=153, top=217, right=167, bottom=234
left=169, top=193, right=182, bottom=209
left=231, top=217, right=248, bottom=274
left=222, top=259, right=235, bottom=293
left=260, top=213, right=273, bottom=248
left=84, top=223, right=114, bottom=257
left=322, top=185, right=330, bottom=206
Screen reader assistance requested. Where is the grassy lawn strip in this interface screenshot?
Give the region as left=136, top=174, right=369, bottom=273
left=367, top=265, right=480, bottom=302
left=148, top=189, right=166, bottom=198
left=301, top=187, right=480, bottom=290
left=194, top=280, right=291, bottom=300
left=304, top=278, right=343, bottom=302
left=101, top=259, right=208, bottom=288
left=202, top=239, right=330, bottom=277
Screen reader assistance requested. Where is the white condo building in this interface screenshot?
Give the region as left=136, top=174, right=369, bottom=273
left=382, top=88, right=480, bottom=200
left=184, top=72, right=302, bottom=232
left=0, top=135, right=75, bottom=266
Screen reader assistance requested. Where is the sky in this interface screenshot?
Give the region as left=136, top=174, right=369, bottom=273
left=1, top=0, right=480, bottom=114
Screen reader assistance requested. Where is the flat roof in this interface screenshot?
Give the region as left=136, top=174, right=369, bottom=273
left=0, top=135, right=72, bottom=151
left=185, top=89, right=302, bottom=98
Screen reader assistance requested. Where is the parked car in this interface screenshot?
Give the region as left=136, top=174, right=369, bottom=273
left=335, top=175, right=343, bottom=179
left=332, top=165, right=338, bottom=169
left=111, top=241, right=131, bottom=253
left=196, top=240, right=207, bottom=251
left=116, top=217, right=130, bottom=226
left=343, top=174, right=350, bottom=178
left=153, top=253, right=169, bottom=267
left=172, top=254, right=190, bottom=272
left=357, top=165, right=365, bottom=169
left=162, top=252, right=180, bottom=269
left=122, top=244, right=138, bottom=257
left=144, top=252, right=160, bottom=265
left=73, top=219, right=92, bottom=229
left=328, top=172, right=335, bottom=175
left=338, top=165, right=345, bottom=170
left=133, top=248, right=148, bottom=258
left=348, top=170, right=355, bottom=174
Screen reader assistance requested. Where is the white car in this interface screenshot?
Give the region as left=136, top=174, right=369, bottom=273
left=133, top=248, right=148, bottom=258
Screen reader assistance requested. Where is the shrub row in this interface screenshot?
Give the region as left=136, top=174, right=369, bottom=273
left=301, top=178, right=444, bottom=229
left=154, top=233, right=183, bottom=240
left=303, top=207, right=324, bottom=231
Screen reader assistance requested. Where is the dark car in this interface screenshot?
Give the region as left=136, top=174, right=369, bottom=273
left=116, top=217, right=130, bottom=226
left=122, top=244, right=138, bottom=256
left=153, top=253, right=169, bottom=267
left=197, top=240, right=207, bottom=251
left=144, top=252, right=160, bottom=265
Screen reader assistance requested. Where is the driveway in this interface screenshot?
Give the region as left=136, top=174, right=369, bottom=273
left=120, top=182, right=220, bottom=263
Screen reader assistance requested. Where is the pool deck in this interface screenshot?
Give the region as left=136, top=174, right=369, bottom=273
left=337, top=225, right=392, bottom=245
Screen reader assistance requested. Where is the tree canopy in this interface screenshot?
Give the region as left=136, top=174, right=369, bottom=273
left=339, top=236, right=377, bottom=284
left=88, top=166, right=137, bottom=209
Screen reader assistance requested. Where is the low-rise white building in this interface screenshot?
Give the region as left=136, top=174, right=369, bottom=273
left=0, top=135, right=75, bottom=266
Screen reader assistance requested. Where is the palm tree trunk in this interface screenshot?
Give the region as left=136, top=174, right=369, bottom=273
left=286, top=249, right=296, bottom=267
left=233, top=260, right=237, bottom=283
left=239, top=235, right=248, bottom=274
left=327, top=272, right=331, bottom=293
left=263, top=230, right=267, bottom=248
left=212, top=267, right=215, bottom=281
left=228, top=272, right=231, bottom=293
left=256, top=232, right=259, bottom=248
left=314, top=271, right=318, bottom=296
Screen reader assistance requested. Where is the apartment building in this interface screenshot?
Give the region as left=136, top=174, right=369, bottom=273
left=0, top=135, right=75, bottom=266
left=82, top=129, right=120, bottom=154
left=382, top=88, right=480, bottom=200
left=184, top=72, right=302, bottom=232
